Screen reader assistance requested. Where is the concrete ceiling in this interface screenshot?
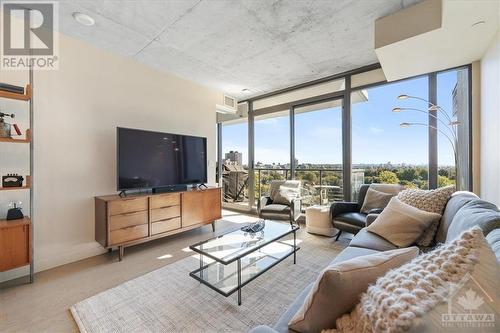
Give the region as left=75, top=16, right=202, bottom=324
left=56, top=0, right=421, bottom=100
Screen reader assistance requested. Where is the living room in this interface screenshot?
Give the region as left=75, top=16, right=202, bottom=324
left=0, top=0, right=499, bottom=332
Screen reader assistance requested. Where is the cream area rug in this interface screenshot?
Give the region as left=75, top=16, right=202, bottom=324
left=70, top=224, right=346, bottom=333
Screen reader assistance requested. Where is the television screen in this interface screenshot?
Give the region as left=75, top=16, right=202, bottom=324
left=117, top=127, right=207, bottom=190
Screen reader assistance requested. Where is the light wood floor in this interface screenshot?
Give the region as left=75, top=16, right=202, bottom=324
left=0, top=210, right=349, bottom=333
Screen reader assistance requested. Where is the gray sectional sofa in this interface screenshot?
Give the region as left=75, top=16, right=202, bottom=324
left=250, top=191, right=500, bottom=333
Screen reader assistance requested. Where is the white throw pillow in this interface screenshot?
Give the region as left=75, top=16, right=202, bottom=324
left=331, top=227, right=497, bottom=333
left=367, top=197, right=441, bottom=247
left=288, top=247, right=419, bottom=333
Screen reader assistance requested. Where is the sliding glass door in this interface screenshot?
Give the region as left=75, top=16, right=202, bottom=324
left=294, top=99, right=343, bottom=207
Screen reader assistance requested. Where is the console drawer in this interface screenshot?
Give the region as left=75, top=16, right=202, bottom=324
left=152, top=217, right=181, bottom=235
left=110, top=224, right=148, bottom=245
left=151, top=194, right=180, bottom=209
left=151, top=205, right=180, bottom=222
left=109, top=211, right=148, bottom=231
left=109, top=197, right=148, bottom=216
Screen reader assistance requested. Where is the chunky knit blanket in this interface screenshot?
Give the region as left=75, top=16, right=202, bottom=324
left=324, top=227, right=482, bottom=333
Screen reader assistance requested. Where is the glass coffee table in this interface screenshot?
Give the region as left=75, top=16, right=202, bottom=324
left=189, top=220, right=299, bottom=305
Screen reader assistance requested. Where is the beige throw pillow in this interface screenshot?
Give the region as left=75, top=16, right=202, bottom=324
left=397, top=185, right=455, bottom=246
left=360, top=187, right=394, bottom=214
left=331, top=227, right=491, bottom=333
left=273, top=187, right=299, bottom=205
left=288, top=247, right=419, bottom=333
left=367, top=197, right=441, bottom=247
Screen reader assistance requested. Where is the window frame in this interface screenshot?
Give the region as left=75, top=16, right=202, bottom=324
left=218, top=63, right=472, bottom=208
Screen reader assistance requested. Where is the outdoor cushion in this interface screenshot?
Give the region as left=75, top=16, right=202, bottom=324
left=349, top=228, right=398, bottom=252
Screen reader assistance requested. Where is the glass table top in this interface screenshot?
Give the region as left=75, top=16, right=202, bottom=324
left=190, top=220, right=298, bottom=264
left=191, top=241, right=295, bottom=295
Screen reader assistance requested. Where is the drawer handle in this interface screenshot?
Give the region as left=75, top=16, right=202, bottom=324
left=154, top=205, right=180, bottom=210
left=155, top=217, right=180, bottom=223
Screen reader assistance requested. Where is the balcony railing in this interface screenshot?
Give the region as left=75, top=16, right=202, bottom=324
left=255, top=167, right=344, bottom=207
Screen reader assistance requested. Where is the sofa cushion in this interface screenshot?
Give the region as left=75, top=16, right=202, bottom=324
left=445, top=199, right=500, bottom=243
left=486, top=228, right=500, bottom=263
left=331, top=247, right=380, bottom=265
left=261, top=204, right=290, bottom=214
left=288, top=247, right=419, bottom=333
left=349, top=228, right=398, bottom=251
left=366, top=197, right=441, bottom=247
left=435, top=191, right=478, bottom=243
left=360, top=188, right=394, bottom=214
left=273, top=247, right=383, bottom=333
left=333, top=227, right=492, bottom=333
left=397, top=185, right=455, bottom=246
left=333, top=212, right=366, bottom=228
left=260, top=204, right=291, bottom=221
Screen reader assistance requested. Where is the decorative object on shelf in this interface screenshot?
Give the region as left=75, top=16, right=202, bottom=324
left=393, top=94, right=460, bottom=189
left=0, top=83, right=24, bottom=94
left=0, top=111, right=16, bottom=138
left=7, top=201, right=24, bottom=220
left=0, top=78, right=33, bottom=283
left=2, top=174, right=24, bottom=187
left=241, top=219, right=266, bottom=234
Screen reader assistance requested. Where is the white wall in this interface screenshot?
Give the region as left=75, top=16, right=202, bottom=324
left=480, top=30, right=500, bottom=206
left=0, top=33, right=220, bottom=281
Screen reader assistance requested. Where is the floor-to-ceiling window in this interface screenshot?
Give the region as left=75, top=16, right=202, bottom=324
left=351, top=76, right=429, bottom=199
left=294, top=99, right=343, bottom=207
left=221, top=121, right=249, bottom=207
left=254, top=110, right=290, bottom=202
left=218, top=65, right=472, bottom=211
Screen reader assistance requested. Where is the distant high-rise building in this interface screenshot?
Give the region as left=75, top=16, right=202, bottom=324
left=225, top=151, right=243, bottom=165
left=452, top=69, right=469, bottom=190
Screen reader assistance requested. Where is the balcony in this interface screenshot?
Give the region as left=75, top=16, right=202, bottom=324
left=222, top=167, right=364, bottom=209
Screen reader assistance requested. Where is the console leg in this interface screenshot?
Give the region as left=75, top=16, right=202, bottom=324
left=119, top=246, right=124, bottom=261
left=335, top=231, right=342, bottom=241
left=211, top=221, right=215, bottom=232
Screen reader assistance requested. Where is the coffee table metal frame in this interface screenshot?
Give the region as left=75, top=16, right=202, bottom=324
left=189, top=222, right=299, bottom=305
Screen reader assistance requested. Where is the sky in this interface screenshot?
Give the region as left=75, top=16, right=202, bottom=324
left=222, top=70, right=461, bottom=167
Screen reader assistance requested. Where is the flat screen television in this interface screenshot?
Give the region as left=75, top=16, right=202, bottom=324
left=117, top=127, right=207, bottom=191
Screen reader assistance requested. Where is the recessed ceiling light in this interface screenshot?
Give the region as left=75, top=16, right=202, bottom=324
left=471, top=20, right=485, bottom=28
left=73, top=12, right=95, bottom=26
left=241, top=88, right=251, bottom=93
